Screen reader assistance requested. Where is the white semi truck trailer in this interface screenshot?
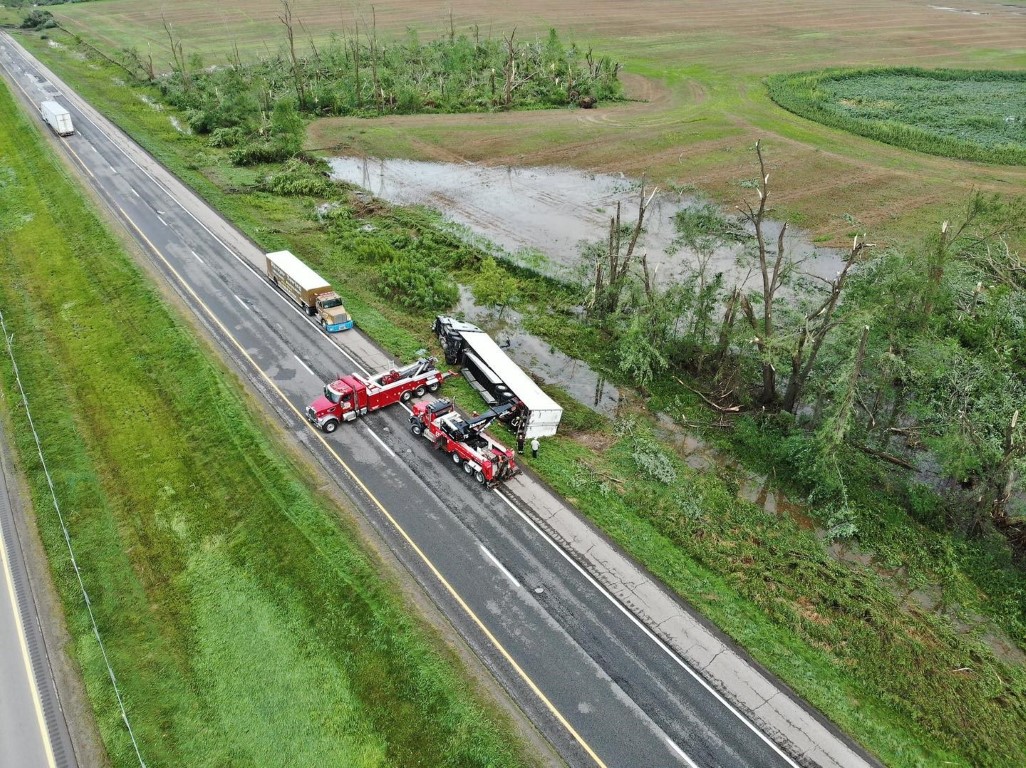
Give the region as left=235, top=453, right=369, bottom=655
left=40, top=100, right=74, bottom=136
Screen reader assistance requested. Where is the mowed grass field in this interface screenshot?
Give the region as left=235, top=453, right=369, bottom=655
left=51, top=0, right=1026, bottom=245
left=0, top=79, right=535, bottom=768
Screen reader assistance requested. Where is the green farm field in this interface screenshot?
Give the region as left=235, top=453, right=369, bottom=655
left=51, top=0, right=1026, bottom=245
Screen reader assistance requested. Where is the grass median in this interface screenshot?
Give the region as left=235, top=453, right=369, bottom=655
left=0, top=78, right=535, bottom=768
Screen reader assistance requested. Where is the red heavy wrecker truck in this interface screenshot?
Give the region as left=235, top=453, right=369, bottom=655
left=306, top=357, right=454, bottom=432
left=409, top=399, right=519, bottom=487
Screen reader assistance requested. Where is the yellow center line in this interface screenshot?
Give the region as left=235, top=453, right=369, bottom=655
left=0, top=501, right=59, bottom=768
left=76, top=170, right=609, bottom=766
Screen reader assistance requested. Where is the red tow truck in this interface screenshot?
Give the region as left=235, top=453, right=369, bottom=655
left=409, top=399, right=519, bottom=487
left=306, top=357, right=454, bottom=432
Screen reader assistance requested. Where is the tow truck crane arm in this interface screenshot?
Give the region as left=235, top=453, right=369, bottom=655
left=465, top=402, right=514, bottom=436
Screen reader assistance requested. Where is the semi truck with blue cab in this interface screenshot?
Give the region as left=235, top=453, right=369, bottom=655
left=265, top=250, right=353, bottom=332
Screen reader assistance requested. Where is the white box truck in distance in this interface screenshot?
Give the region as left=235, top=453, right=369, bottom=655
left=40, top=101, right=74, bottom=136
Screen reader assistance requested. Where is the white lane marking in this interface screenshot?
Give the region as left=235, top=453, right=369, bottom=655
left=0, top=505, right=58, bottom=768
left=189, top=250, right=204, bottom=265
left=492, top=489, right=802, bottom=768
left=232, top=294, right=248, bottom=311
left=12, top=47, right=380, bottom=381
left=362, top=425, right=397, bottom=459
left=91, top=144, right=98, bottom=153
left=129, top=186, right=139, bottom=197
left=480, top=545, right=521, bottom=589
left=293, top=354, right=314, bottom=377
left=667, top=737, right=700, bottom=767
left=107, top=164, right=116, bottom=174
left=156, top=215, right=167, bottom=227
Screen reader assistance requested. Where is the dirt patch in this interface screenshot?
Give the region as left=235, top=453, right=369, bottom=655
left=574, top=429, right=618, bottom=453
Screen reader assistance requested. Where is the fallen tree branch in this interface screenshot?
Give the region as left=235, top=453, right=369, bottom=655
left=854, top=443, right=916, bottom=470
left=676, top=377, right=742, bottom=413
left=579, top=461, right=625, bottom=485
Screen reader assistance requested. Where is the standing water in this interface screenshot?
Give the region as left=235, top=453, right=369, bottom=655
left=328, top=156, right=845, bottom=286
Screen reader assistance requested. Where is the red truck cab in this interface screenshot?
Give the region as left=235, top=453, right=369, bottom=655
left=307, top=376, right=365, bottom=432
left=305, top=357, right=453, bottom=433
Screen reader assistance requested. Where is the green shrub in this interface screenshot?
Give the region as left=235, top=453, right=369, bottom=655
left=379, top=254, right=459, bottom=311
left=228, top=141, right=292, bottom=166
left=350, top=238, right=399, bottom=263
left=208, top=127, right=247, bottom=148
left=20, top=9, right=55, bottom=30
left=259, top=158, right=335, bottom=197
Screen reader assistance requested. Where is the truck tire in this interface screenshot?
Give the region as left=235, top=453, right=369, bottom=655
left=401, top=390, right=413, bottom=403
left=427, top=382, right=440, bottom=393
left=323, top=419, right=339, bottom=433
left=410, top=422, right=423, bottom=436
left=451, top=452, right=462, bottom=466
left=474, top=470, right=486, bottom=484
left=463, top=462, right=473, bottom=475
left=414, top=385, right=426, bottom=397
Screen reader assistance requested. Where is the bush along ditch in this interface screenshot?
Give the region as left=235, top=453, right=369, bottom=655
left=20, top=28, right=1026, bottom=768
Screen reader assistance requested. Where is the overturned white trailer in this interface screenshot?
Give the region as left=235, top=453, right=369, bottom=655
left=434, top=316, right=562, bottom=439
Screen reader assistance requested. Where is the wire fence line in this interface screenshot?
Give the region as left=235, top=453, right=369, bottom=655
left=1, top=309, right=146, bottom=768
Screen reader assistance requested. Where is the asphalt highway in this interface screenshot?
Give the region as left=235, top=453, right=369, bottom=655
left=0, top=32, right=807, bottom=768
left=0, top=510, right=54, bottom=768
left=0, top=406, right=76, bottom=768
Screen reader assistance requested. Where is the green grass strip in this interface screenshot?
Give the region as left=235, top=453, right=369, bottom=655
left=0, top=77, right=531, bottom=768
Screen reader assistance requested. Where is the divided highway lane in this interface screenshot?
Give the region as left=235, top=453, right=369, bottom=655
left=0, top=486, right=62, bottom=768
left=0, top=34, right=798, bottom=768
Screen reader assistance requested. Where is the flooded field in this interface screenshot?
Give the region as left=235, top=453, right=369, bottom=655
left=328, top=156, right=845, bottom=288
left=329, top=155, right=844, bottom=416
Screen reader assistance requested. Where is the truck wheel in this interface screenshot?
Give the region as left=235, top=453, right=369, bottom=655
left=451, top=452, right=462, bottom=466
left=401, top=390, right=413, bottom=403
left=414, top=385, right=426, bottom=397
left=410, top=423, right=423, bottom=436
left=323, top=419, right=339, bottom=433
left=474, top=470, right=486, bottom=484
left=463, top=462, right=473, bottom=475
left=427, top=382, right=440, bottom=393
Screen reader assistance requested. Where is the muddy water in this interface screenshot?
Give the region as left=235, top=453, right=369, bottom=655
left=328, top=156, right=845, bottom=287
